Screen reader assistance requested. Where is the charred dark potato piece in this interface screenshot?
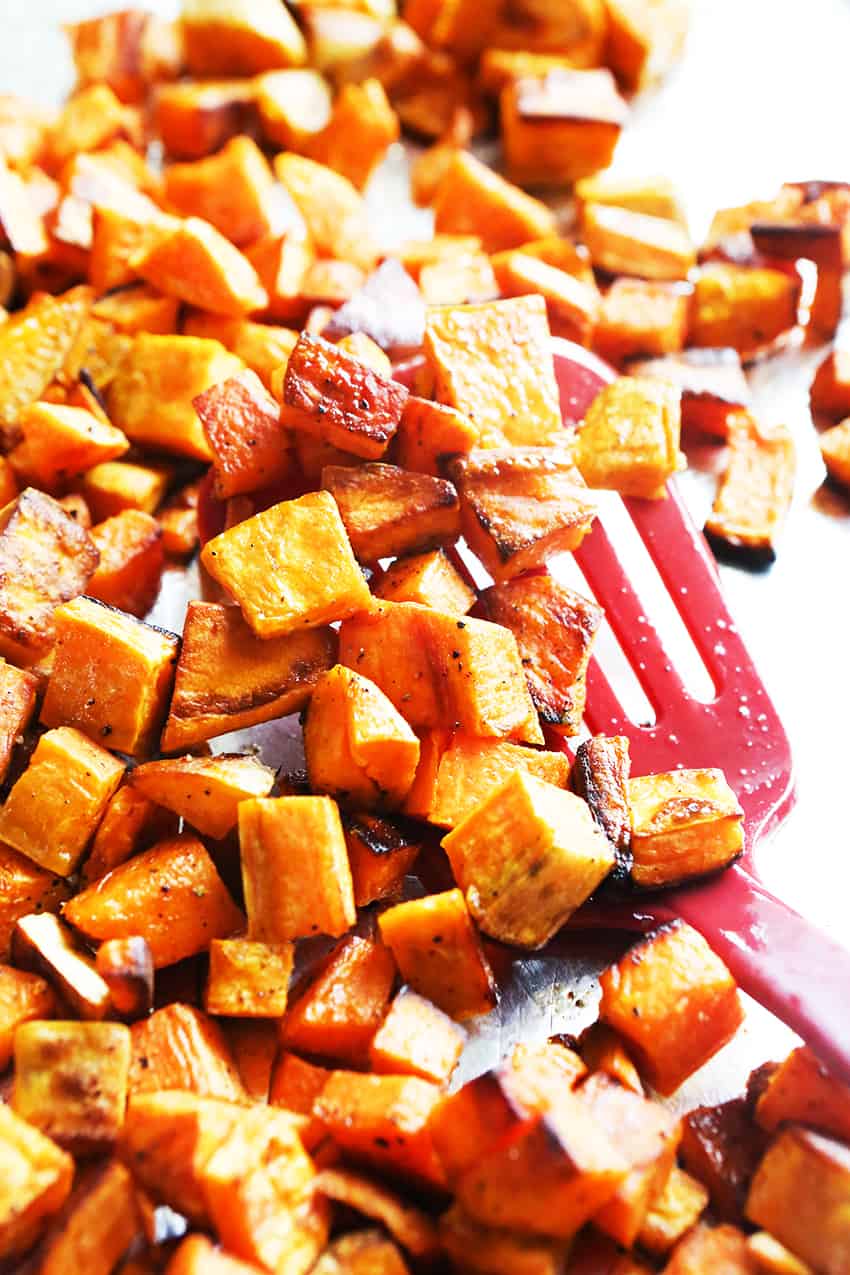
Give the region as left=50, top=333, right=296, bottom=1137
left=570, top=734, right=632, bottom=881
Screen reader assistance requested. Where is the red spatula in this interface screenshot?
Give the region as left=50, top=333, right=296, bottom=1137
left=550, top=338, right=850, bottom=1085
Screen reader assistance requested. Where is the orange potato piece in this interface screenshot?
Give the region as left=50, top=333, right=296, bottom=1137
left=424, top=733, right=570, bottom=829
left=245, top=233, right=314, bottom=324
left=370, top=988, right=466, bottom=1084
left=492, top=249, right=600, bottom=345
left=132, top=217, right=268, bottom=317
left=8, top=401, right=127, bottom=493
left=82, top=460, right=173, bottom=521
left=313, top=1169, right=439, bottom=1260
left=0, top=845, right=69, bottom=962
left=0, top=284, right=93, bottom=443
left=0, top=1102, right=73, bottom=1261
left=163, top=136, right=275, bottom=246
left=282, top=934, right=397, bottom=1064
left=37, top=1159, right=143, bottom=1275
left=439, top=1201, right=570, bottom=1275
left=154, top=79, right=258, bottom=160
left=308, top=79, right=399, bottom=191
left=0, top=659, right=38, bottom=784
left=576, top=375, right=684, bottom=500
left=582, top=203, right=696, bottom=280
left=394, top=395, right=478, bottom=476
left=131, top=753, right=276, bottom=840
left=205, top=938, right=295, bottom=1018
left=91, top=284, right=180, bottom=335
left=128, top=1004, right=245, bottom=1099
left=811, top=347, right=850, bottom=420
left=269, top=1051, right=331, bottom=1149
left=343, top=811, right=423, bottom=908
left=88, top=509, right=165, bottom=616
left=165, top=1235, right=265, bottom=1275
left=224, top=1019, right=278, bottom=1101
left=183, top=311, right=298, bottom=393
left=662, top=1223, right=758, bottom=1275
left=0, top=964, right=55, bottom=1071
left=376, top=549, right=475, bottom=614
left=689, top=263, right=800, bottom=354
left=322, top=463, right=460, bottom=564
left=274, top=152, right=377, bottom=272
left=705, top=420, right=795, bottom=553
left=255, top=69, right=332, bottom=151
left=595, top=277, right=690, bottom=364
left=95, top=935, right=155, bottom=1020
left=433, top=150, right=556, bottom=252
left=820, top=417, right=850, bottom=488
left=637, top=1165, right=709, bottom=1256
left=755, top=1045, right=850, bottom=1144
left=182, top=0, right=306, bottom=75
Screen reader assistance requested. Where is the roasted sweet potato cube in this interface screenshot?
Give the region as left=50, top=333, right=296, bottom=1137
left=108, top=334, right=243, bottom=461
left=128, top=1004, right=244, bottom=1099
left=578, top=1022, right=642, bottom=1094
left=399, top=234, right=484, bottom=280
left=283, top=334, right=407, bottom=460
left=315, top=1071, right=445, bottom=1188
left=750, top=219, right=842, bottom=337
left=87, top=509, right=165, bottom=616
left=429, top=1062, right=542, bottom=1183
left=576, top=375, right=684, bottom=499
left=239, top=795, right=355, bottom=942
left=375, top=549, right=475, bottom=614
left=424, top=734, right=569, bottom=829
left=689, top=263, right=800, bottom=354
left=83, top=786, right=176, bottom=887
left=322, top=463, right=460, bottom=563
left=755, top=1045, right=850, bottom=1143
left=595, top=278, right=689, bottom=365
left=132, top=217, right=268, bottom=317
left=439, top=1202, right=570, bottom=1275
left=746, top=1127, right=850, bottom=1275
left=163, top=136, right=275, bottom=246
left=491, top=249, right=600, bottom=345
left=269, top=1051, right=331, bottom=1147
left=82, top=460, right=172, bottom=522
left=182, top=0, right=306, bottom=75
left=65, top=833, right=243, bottom=968
left=305, top=665, right=421, bottom=809
left=282, top=934, right=396, bottom=1064
left=679, top=1096, right=768, bottom=1224
left=442, top=771, right=614, bottom=949
left=313, top=1166, right=439, bottom=1260
left=627, top=347, right=750, bottom=439
left=343, top=812, right=422, bottom=907
left=637, top=1165, right=709, bottom=1256
left=65, top=6, right=180, bottom=101
left=394, top=395, right=478, bottom=476
left=582, top=203, right=695, bottom=280
left=575, top=173, right=686, bottom=224
left=165, top=1235, right=267, bottom=1275
left=604, top=0, right=689, bottom=92
left=8, top=401, right=127, bottom=494
left=255, top=68, right=332, bottom=149
left=628, top=767, right=743, bottom=887
left=339, top=601, right=442, bottom=730
left=0, top=659, right=37, bottom=784
left=202, top=491, right=372, bottom=637
left=205, top=938, right=295, bottom=1018
left=41, top=595, right=178, bottom=756
left=162, top=601, right=336, bottom=752
left=599, top=921, right=744, bottom=1095
left=12, top=912, right=110, bottom=1020
left=12, top=1021, right=131, bottom=1154
left=433, top=151, right=556, bottom=252
left=811, top=347, right=850, bottom=420
left=96, top=936, right=154, bottom=1020
left=0, top=726, right=124, bottom=877
left=184, top=311, right=299, bottom=393
left=45, top=83, right=139, bottom=167
left=0, top=964, right=55, bottom=1070
left=91, top=284, right=180, bottom=337
left=424, top=295, right=561, bottom=448
left=224, top=1019, right=278, bottom=1102
left=244, top=233, right=313, bottom=324
left=705, top=420, right=795, bottom=554
left=308, top=79, right=399, bottom=191
left=37, top=1158, right=143, bottom=1275
left=579, top=1071, right=681, bottom=1246
left=154, top=79, right=257, bottom=159
left=0, top=285, right=93, bottom=444
left=275, top=152, right=377, bottom=272
left=570, top=735, right=632, bottom=874
left=130, top=753, right=275, bottom=840
left=820, top=418, right=850, bottom=488
left=378, top=889, right=496, bottom=1021
left=370, top=988, right=465, bottom=1085
left=449, top=446, right=596, bottom=580
left=192, top=371, right=290, bottom=503
left=746, top=1232, right=814, bottom=1275
left=0, top=1102, right=73, bottom=1261
left=501, top=69, right=627, bottom=188
left=0, top=487, right=99, bottom=665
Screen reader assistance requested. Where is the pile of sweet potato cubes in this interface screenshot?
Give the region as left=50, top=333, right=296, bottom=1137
left=0, top=1, right=848, bottom=1272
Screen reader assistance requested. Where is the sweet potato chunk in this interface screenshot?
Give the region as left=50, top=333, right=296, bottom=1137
left=282, top=934, right=396, bottom=1064
left=128, top=1004, right=244, bottom=1099
left=12, top=912, right=110, bottom=1020
left=376, top=549, right=475, bottom=614
left=755, top=1046, right=850, bottom=1144
left=95, top=936, right=154, bottom=1020
left=305, top=665, right=421, bottom=809
left=182, top=0, right=306, bottom=75
left=314, top=1166, right=439, bottom=1259
left=239, top=795, right=356, bottom=941
left=627, top=347, right=750, bottom=438
left=193, top=369, right=292, bottom=500
left=575, top=172, right=686, bottom=223
left=811, top=347, right=850, bottom=420
left=501, top=68, right=627, bottom=188
left=0, top=1102, right=73, bottom=1261
left=705, top=419, right=795, bottom=554
left=154, top=78, right=256, bottom=158
left=492, top=249, right=600, bottom=345
left=339, top=600, right=441, bottom=729
left=582, top=204, right=695, bottom=280
left=65, top=833, right=243, bottom=968
left=255, top=68, right=332, bottom=149
left=745, top=1232, right=813, bottom=1275
left=448, top=446, right=596, bottom=580
left=0, top=659, right=37, bottom=784
left=577, top=375, right=684, bottom=499
left=442, top=771, right=614, bottom=949
left=595, top=278, right=689, bottom=364
left=370, top=988, right=465, bottom=1085
left=689, top=263, right=800, bottom=353
left=680, top=1097, right=768, bottom=1224
left=162, top=600, right=335, bottom=752
left=820, top=417, right=850, bottom=488
left=424, top=295, right=562, bottom=448
left=37, top=1158, right=142, bottom=1275
left=163, top=136, right=275, bottom=246
left=0, top=964, right=55, bottom=1070
left=87, top=509, right=165, bottom=616
left=12, top=1021, right=131, bottom=1154
left=422, top=733, right=569, bottom=828
left=275, top=152, right=377, bottom=272
left=322, top=463, right=460, bottom=563
left=164, top=1235, right=263, bottom=1275
left=433, top=151, right=556, bottom=251
left=132, top=217, right=268, bottom=317
left=202, top=491, right=372, bottom=637
left=628, top=767, right=743, bottom=887
left=378, top=889, right=496, bottom=1021
left=108, top=334, right=243, bottom=460
left=205, top=938, right=295, bottom=1019
left=8, top=401, right=127, bottom=493
left=599, top=921, right=744, bottom=1095
left=0, top=726, right=124, bottom=877
left=184, top=311, right=299, bottom=392
left=82, top=460, right=172, bottom=521
left=309, top=79, right=399, bottom=191
left=663, top=1222, right=758, bottom=1275
left=82, top=785, right=172, bottom=887
left=130, top=753, right=275, bottom=840
left=395, top=395, right=478, bottom=476
left=270, top=1051, right=330, bottom=1146
left=637, top=1166, right=709, bottom=1256
left=41, top=595, right=179, bottom=757
left=570, top=734, right=633, bottom=874
left=0, top=486, right=99, bottom=665
left=0, top=286, right=93, bottom=445
left=312, top=1229, right=410, bottom=1275
left=343, top=812, right=422, bottom=907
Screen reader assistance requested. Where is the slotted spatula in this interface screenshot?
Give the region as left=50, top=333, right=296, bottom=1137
left=549, top=338, right=850, bottom=1085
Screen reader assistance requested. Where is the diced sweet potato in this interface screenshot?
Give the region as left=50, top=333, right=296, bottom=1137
left=322, top=463, right=460, bottom=563
left=8, top=401, right=127, bottom=494
left=755, top=1045, right=850, bottom=1144
left=182, top=0, right=306, bottom=75
left=394, top=395, right=478, bottom=476
left=663, top=1222, right=758, bottom=1275
left=202, top=490, right=372, bottom=637
left=316, top=1167, right=439, bottom=1261
left=82, top=785, right=177, bottom=887
left=245, top=233, right=314, bottom=323
left=41, top=595, right=178, bottom=756
left=108, top=333, right=243, bottom=460
left=705, top=419, right=795, bottom=554
left=12, top=912, right=110, bottom=1020
left=223, top=1020, right=278, bottom=1102
left=164, top=1235, right=265, bottom=1275
left=239, top=795, right=356, bottom=942
left=128, top=1004, right=245, bottom=1099
left=0, top=725, right=124, bottom=876
left=746, top=1232, right=813, bottom=1275
left=378, top=889, right=496, bottom=1020
left=308, top=79, right=399, bottom=191
left=275, top=152, right=377, bottom=272
left=91, top=284, right=180, bottom=336
left=192, top=370, right=291, bottom=502
left=578, top=1022, right=642, bottom=1093
left=501, top=68, right=627, bottom=188
left=582, top=203, right=695, bottom=280
left=628, top=767, right=743, bottom=887
left=12, top=1020, right=131, bottom=1154
left=132, top=217, right=268, bottom=317
left=154, top=79, right=258, bottom=160
left=205, top=938, right=295, bottom=1018
left=163, top=136, right=275, bottom=246
left=339, top=600, right=442, bottom=730
left=627, top=347, right=750, bottom=438
left=343, top=812, right=422, bottom=908
left=130, top=753, right=275, bottom=840
left=282, top=934, right=396, bottom=1064
left=96, top=936, right=154, bottom=1020
left=433, top=151, right=556, bottom=251
left=599, top=921, right=744, bottom=1095
left=680, top=1096, right=768, bottom=1224
left=304, top=665, right=421, bottom=809
left=570, top=735, right=633, bottom=875
left=0, top=1102, right=73, bottom=1261
left=423, top=734, right=569, bottom=829
left=37, top=1158, right=142, bottom=1275
left=637, top=1165, right=709, bottom=1256
left=689, top=263, right=800, bottom=354
left=370, top=988, right=465, bottom=1085
left=448, top=446, right=596, bottom=579
left=255, top=68, right=333, bottom=149
left=87, top=509, right=165, bottom=616
left=0, top=659, right=38, bottom=783
left=577, top=375, right=684, bottom=499
left=820, top=417, right=850, bottom=488
left=811, top=347, right=850, bottom=420
left=312, top=1229, right=410, bottom=1274
left=0, top=964, right=55, bottom=1070
left=161, top=600, right=336, bottom=752
left=595, top=278, right=689, bottom=365
left=65, top=833, right=243, bottom=968
left=82, top=460, right=172, bottom=521
left=576, top=173, right=686, bottom=224
left=184, top=311, right=299, bottom=392
left=0, top=486, right=99, bottom=665
left=492, top=249, right=600, bottom=345
left=0, top=285, right=93, bottom=444
left=375, top=549, right=475, bottom=614
left=604, top=0, right=689, bottom=92
left=424, top=295, right=562, bottom=448
left=269, top=1051, right=331, bottom=1148
left=442, top=770, right=615, bottom=949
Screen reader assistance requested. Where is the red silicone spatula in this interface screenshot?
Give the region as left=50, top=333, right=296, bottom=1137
left=550, top=338, right=850, bottom=1084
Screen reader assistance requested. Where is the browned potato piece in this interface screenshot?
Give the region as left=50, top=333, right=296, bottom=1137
left=627, top=347, right=750, bottom=438
left=605, top=0, right=689, bottom=92
left=13, top=913, right=111, bottom=1021
left=576, top=173, right=687, bottom=224
left=820, top=418, right=850, bottom=488
left=0, top=659, right=38, bottom=784
left=375, top=549, right=475, bottom=614
left=423, top=733, right=570, bottom=829
left=439, top=1201, right=571, bottom=1275
left=0, top=1103, right=74, bottom=1262
left=433, top=150, right=557, bottom=252
left=491, top=249, right=600, bottom=345
left=255, top=68, right=333, bottom=150
left=571, top=735, right=632, bottom=873
left=154, top=80, right=257, bottom=158
left=308, top=79, right=400, bottom=191
left=181, top=0, right=306, bottom=75
left=576, top=376, right=684, bottom=499
left=628, top=768, right=743, bottom=887
left=343, top=812, right=423, bottom=908
left=322, top=463, right=460, bottom=563
left=130, top=753, right=276, bottom=840
left=705, top=418, right=795, bottom=555
left=594, top=278, right=689, bottom=365
left=680, top=1097, right=769, bottom=1224
left=448, top=446, right=596, bottom=580
left=162, top=136, right=276, bottom=246
left=95, top=936, right=154, bottom=1020
left=205, top=938, right=295, bottom=1018
left=689, top=263, right=800, bottom=354
left=811, top=347, right=850, bottom=420
left=395, top=395, right=478, bottom=477
left=275, top=151, right=377, bottom=272
left=582, top=203, right=696, bottom=280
